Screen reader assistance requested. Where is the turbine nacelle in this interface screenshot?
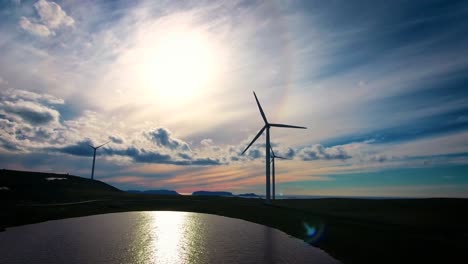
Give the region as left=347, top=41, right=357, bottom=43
left=89, top=141, right=109, bottom=180
left=270, top=146, right=288, bottom=161
left=242, top=92, right=306, bottom=155
left=88, top=141, right=109, bottom=150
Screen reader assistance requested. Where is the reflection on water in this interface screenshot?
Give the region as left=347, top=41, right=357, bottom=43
left=0, top=211, right=339, bottom=264
left=149, top=211, right=186, bottom=263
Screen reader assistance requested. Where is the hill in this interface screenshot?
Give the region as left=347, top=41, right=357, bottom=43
left=237, top=193, right=260, bottom=198
left=192, top=191, right=233, bottom=196
left=0, top=169, right=122, bottom=203
left=127, top=189, right=180, bottom=195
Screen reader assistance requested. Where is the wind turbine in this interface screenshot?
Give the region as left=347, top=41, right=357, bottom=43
left=242, top=91, right=306, bottom=204
left=270, top=146, right=288, bottom=201
left=89, top=141, right=109, bottom=180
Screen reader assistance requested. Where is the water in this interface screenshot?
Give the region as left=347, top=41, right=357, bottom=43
left=0, top=211, right=339, bottom=264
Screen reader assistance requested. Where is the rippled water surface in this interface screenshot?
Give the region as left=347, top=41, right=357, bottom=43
left=0, top=211, right=339, bottom=263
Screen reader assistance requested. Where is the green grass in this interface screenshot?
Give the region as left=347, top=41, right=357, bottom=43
left=2, top=169, right=468, bottom=264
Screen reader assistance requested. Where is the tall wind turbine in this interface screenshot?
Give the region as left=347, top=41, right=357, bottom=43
left=242, top=91, right=306, bottom=204
left=89, top=141, right=109, bottom=180
left=270, top=146, right=287, bottom=201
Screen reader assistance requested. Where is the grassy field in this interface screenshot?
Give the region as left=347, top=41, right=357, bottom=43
left=2, top=169, right=468, bottom=264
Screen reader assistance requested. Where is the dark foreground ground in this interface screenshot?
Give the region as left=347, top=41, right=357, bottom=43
left=1, top=169, right=468, bottom=264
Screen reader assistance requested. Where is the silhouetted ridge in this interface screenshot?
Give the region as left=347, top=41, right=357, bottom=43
left=126, top=189, right=179, bottom=195
left=0, top=169, right=121, bottom=202
left=192, top=191, right=233, bottom=196
left=237, top=193, right=260, bottom=197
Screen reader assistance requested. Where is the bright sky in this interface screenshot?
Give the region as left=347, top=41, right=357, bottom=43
left=1, top=0, right=467, bottom=197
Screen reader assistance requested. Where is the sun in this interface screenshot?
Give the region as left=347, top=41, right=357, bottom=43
left=138, top=28, right=221, bottom=105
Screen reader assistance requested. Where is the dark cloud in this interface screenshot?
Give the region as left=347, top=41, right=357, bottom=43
left=248, top=149, right=263, bottom=159
left=0, top=89, right=65, bottom=152
left=369, top=154, right=387, bottom=163
left=299, top=144, right=351, bottom=161
left=0, top=137, right=20, bottom=151
left=147, top=128, right=190, bottom=151
left=102, top=146, right=139, bottom=157
left=178, top=153, right=192, bottom=160
left=271, top=147, right=296, bottom=159
left=49, top=140, right=94, bottom=157
left=7, top=105, right=56, bottom=125
left=108, top=135, right=123, bottom=144
left=49, top=140, right=222, bottom=166
left=132, top=150, right=172, bottom=163
left=191, top=158, right=221, bottom=166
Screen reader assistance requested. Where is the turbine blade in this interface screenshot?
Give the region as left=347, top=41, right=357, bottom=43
left=253, top=91, right=268, bottom=124
left=269, top=123, right=307, bottom=129
left=88, top=144, right=96, bottom=149
left=241, top=126, right=266, bottom=155
left=276, top=156, right=288, bottom=160
left=96, top=141, right=110, bottom=149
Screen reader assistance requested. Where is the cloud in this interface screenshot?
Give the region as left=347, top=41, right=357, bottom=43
left=111, top=147, right=221, bottom=166
left=0, top=89, right=62, bottom=126
left=178, top=153, right=192, bottom=160
left=0, top=87, right=223, bottom=166
left=285, top=148, right=296, bottom=159
left=1, top=100, right=59, bottom=125
left=18, top=0, right=74, bottom=37
left=191, top=158, right=221, bottom=166
left=47, top=139, right=223, bottom=166
left=146, top=128, right=190, bottom=151
left=0, top=137, right=20, bottom=151
left=0, top=89, right=67, bottom=152
left=33, top=0, right=74, bottom=29
left=298, top=144, right=352, bottom=161
left=50, top=140, right=93, bottom=157
left=108, top=135, right=123, bottom=144
left=247, top=149, right=263, bottom=159
left=2, top=89, right=64, bottom=105
left=131, top=150, right=172, bottom=163
left=201, top=138, right=213, bottom=147
left=19, top=16, right=54, bottom=37
left=369, top=154, right=388, bottom=163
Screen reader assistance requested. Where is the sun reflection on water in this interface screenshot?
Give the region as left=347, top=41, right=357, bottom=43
left=147, top=211, right=187, bottom=263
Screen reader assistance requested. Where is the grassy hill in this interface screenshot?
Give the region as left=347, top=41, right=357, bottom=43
left=0, top=169, right=122, bottom=202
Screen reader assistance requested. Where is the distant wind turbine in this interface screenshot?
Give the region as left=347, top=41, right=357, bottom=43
left=89, top=141, right=109, bottom=180
left=242, top=91, right=306, bottom=204
left=270, top=146, right=288, bottom=201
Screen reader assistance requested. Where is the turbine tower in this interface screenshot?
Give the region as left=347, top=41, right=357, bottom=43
left=242, top=91, right=306, bottom=204
left=89, top=141, right=109, bottom=180
left=270, top=146, right=287, bottom=201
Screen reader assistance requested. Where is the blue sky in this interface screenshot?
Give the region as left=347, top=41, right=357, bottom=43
left=0, top=0, right=467, bottom=197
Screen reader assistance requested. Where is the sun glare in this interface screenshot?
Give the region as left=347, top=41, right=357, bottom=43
left=138, top=29, right=221, bottom=105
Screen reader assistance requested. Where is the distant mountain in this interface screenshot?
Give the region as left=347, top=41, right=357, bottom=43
left=127, top=189, right=179, bottom=195
left=237, top=193, right=260, bottom=198
left=0, top=169, right=122, bottom=202
left=192, top=191, right=233, bottom=197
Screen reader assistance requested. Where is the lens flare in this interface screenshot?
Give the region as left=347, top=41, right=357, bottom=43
left=304, top=222, right=317, bottom=237
left=303, top=221, right=324, bottom=244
